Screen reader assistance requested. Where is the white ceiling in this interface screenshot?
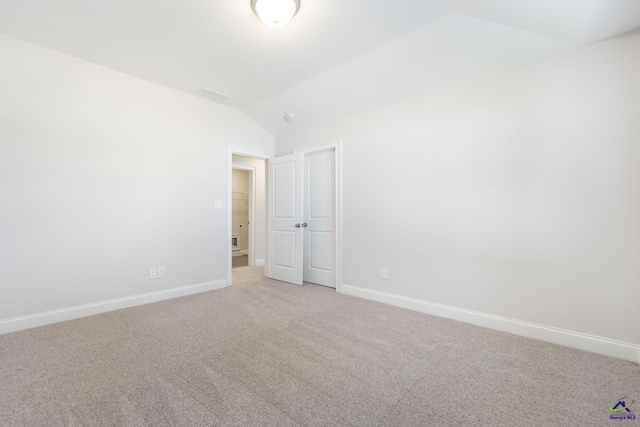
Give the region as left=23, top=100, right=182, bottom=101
left=0, top=0, right=639, bottom=137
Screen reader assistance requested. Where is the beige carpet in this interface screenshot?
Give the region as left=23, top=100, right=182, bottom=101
left=1, top=267, right=638, bottom=426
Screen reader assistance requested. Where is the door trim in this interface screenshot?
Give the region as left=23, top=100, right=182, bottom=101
left=227, top=146, right=270, bottom=287
left=293, top=139, right=343, bottom=293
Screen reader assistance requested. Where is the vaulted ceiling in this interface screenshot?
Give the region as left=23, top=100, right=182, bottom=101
left=1, top=0, right=639, bottom=137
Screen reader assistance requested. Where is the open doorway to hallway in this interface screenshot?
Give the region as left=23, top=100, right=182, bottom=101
left=230, top=153, right=267, bottom=284
left=231, top=167, right=250, bottom=268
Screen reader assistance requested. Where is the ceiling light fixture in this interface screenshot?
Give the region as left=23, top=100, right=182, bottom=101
left=251, top=0, right=300, bottom=28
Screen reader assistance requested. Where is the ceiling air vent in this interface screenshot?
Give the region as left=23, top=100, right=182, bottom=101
left=195, top=87, right=230, bottom=102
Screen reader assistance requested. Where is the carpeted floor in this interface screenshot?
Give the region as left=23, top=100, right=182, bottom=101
left=1, top=267, right=638, bottom=426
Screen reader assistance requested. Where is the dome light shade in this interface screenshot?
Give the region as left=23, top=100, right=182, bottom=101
left=251, top=0, right=300, bottom=28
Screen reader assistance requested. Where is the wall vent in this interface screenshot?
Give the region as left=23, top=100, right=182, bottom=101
left=195, top=87, right=230, bottom=102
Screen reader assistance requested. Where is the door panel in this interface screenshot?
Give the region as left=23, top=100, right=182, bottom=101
left=309, top=159, right=333, bottom=218
left=309, top=231, right=332, bottom=271
left=267, top=153, right=303, bottom=285
left=304, top=151, right=335, bottom=287
left=273, top=231, right=296, bottom=268
left=273, top=162, right=296, bottom=218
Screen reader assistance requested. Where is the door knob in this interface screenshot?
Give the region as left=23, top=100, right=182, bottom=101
left=301, top=223, right=307, bottom=228
left=295, top=223, right=301, bottom=228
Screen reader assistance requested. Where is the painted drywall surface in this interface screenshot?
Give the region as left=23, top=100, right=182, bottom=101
left=232, top=169, right=249, bottom=251
left=276, top=32, right=640, bottom=345
left=232, top=155, right=267, bottom=263
left=0, top=34, right=273, bottom=320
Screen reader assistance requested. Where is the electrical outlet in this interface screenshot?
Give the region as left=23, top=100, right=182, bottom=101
left=215, top=200, right=223, bottom=209
left=158, top=266, right=165, bottom=278
left=380, top=268, right=388, bottom=280
left=149, top=268, right=157, bottom=279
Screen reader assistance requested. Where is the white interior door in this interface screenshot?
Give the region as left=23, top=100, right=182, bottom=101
left=267, top=153, right=303, bottom=285
left=303, top=151, right=335, bottom=287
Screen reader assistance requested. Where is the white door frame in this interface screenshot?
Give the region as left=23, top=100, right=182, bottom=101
left=293, top=139, right=343, bottom=292
left=227, top=146, right=270, bottom=287
left=231, top=165, right=255, bottom=266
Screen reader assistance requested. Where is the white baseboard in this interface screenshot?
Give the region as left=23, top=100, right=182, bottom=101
left=340, top=283, right=640, bottom=364
left=240, top=250, right=249, bottom=255
left=254, top=259, right=265, bottom=267
left=0, top=279, right=229, bottom=335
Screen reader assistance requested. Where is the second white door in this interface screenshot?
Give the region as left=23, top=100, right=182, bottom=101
left=303, top=151, right=335, bottom=288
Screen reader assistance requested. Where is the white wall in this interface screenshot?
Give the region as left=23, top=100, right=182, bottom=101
left=232, top=169, right=249, bottom=251
left=277, top=31, right=640, bottom=347
left=232, top=155, right=267, bottom=265
left=0, top=33, right=273, bottom=326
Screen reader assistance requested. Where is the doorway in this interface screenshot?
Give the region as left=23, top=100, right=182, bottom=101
left=231, top=168, right=250, bottom=268
left=267, top=140, right=342, bottom=290
left=228, top=148, right=268, bottom=286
